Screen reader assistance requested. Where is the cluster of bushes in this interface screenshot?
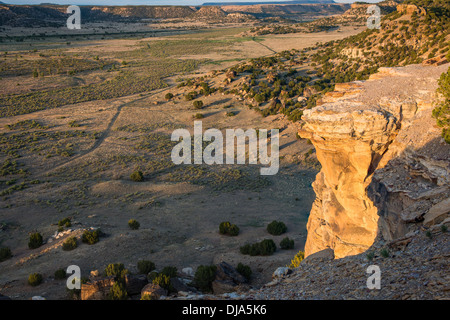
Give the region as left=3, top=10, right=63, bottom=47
left=219, top=221, right=239, bottom=236
left=104, top=263, right=129, bottom=300
left=57, top=217, right=71, bottom=231
left=433, top=66, right=450, bottom=143
left=82, top=229, right=101, bottom=245
left=240, top=239, right=276, bottom=256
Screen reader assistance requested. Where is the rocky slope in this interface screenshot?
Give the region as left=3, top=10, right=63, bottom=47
left=299, top=62, right=450, bottom=259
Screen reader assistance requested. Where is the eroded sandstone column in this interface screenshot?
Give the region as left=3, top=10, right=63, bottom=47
left=299, top=101, right=401, bottom=258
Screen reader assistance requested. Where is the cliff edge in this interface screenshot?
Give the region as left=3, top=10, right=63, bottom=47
left=299, top=63, right=450, bottom=258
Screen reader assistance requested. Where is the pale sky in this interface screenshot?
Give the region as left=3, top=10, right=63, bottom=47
left=2, top=0, right=384, bottom=5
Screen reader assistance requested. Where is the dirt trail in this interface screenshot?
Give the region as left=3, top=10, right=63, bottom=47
left=39, top=87, right=170, bottom=177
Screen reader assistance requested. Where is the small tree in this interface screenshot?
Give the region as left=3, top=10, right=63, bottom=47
left=130, top=170, right=144, bottom=182
left=0, top=247, right=12, bottom=262
left=28, top=273, right=43, bottom=286
left=165, top=93, right=174, bottom=100
left=137, top=260, right=156, bottom=274
left=267, top=220, right=287, bottom=236
left=280, top=237, right=294, bottom=250
left=28, top=232, right=43, bottom=249
left=82, top=229, right=101, bottom=245
left=128, top=219, right=140, bottom=230
left=219, top=221, right=239, bottom=236
left=62, top=237, right=78, bottom=251
left=236, top=263, right=252, bottom=281
left=194, top=265, right=217, bottom=293
left=193, top=100, right=204, bottom=109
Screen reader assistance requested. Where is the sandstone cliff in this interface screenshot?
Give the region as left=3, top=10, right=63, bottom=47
left=299, top=63, right=450, bottom=258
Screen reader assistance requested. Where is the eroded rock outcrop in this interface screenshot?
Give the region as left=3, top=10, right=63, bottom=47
left=299, top=63, right=450, bottom=258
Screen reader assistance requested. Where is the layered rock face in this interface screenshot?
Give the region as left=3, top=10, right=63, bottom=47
left=299, top=64, right=450, bottom=258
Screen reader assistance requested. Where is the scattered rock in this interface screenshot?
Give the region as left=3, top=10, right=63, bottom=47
left=141, top=283, right=168, bottom=300
left=272, top=267, right=292, bottom=278
left=125, top=274, right=148, bottom=296
left=182, top=267, right=194, bottom=277
left=215, top=261, right=247, bottom=284
left=81, top=276, right=115, bottom=300
left=170, top=277, right=191, bottom=293
left=423, top=198, right=450, bottom=227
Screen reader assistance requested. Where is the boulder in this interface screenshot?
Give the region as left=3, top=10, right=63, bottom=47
left=272, top=267, right=292, bottom=278
left=181, top=267, right=194, bottom=277
left=215, top=261, right=247, bottom=284
left=124, top=274, right=148, bottom=296
left=141, top=283, right=167, bottom=300
left=423, top=198, right=450, bottom=227
left=170, top=277, right=191, bottom=293
left=81, top=276, right=115, bottom=300
left=31, top=296, right=46, bottom=300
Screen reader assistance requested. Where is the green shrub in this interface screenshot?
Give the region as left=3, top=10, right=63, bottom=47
left=236, top=263, right=252, bottom=281
left=366, top=251, right=375, bottom=262
left=165, top=92, right=174, bottom=100
left=28, top=232, right=43, bottom=249
left=279, top=237, right=294, bottom=250
left=58, top=217, right=71, bottom=228
left=104, top=263, right=129, bottom=282
left=128, top=219, right=140, bottom=230
left=152, top=273, right=173, bottom=292
left=441, top=225, right=448, bottom=233
left=137, top=260, right=156, bottom=274
left=194, top=113, right=204, bottom=119
left=82, top=229, right=101, bottom=245
left=240, top=239, right=276, bottom=256
left=267, top=220, right=287, bottom=235
left=288, top=250, right=304, bottom=268
left=161, top=266, right=177, bottom=278
left=62, top=236, right=78, bottom=251
left=194, top=265, right=217, bottom=292
left=54, top=268, right=66, bottom=280
left=108, top=282, right=128, bottom=300
left=0, top=247, right=12, bottom=262
left=380, top=248, right=390, bottom=258
left=185, top=91, right=198, bottom=101
left=130, top=170, right=144, bottom=182
left=28, top=273, right=43, bottom=286
left=219, top=221, right=240, bottom=236
left=193, top=100, right=204, bottom=109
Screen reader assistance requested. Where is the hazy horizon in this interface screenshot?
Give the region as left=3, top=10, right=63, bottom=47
left=1, top=0, right=385, bottom=6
